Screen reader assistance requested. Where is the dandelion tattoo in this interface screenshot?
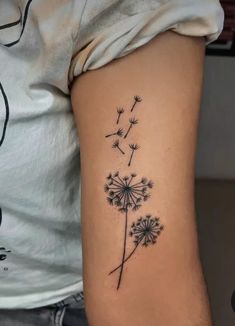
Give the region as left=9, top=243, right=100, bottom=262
left=128, top=144, right=139, bottom=166
left=104, top=95, right=164, bottom=289
left=112, top=139, right=125, bottom=155
left=130, top=95, right=142, bottom=112
left=105, top=128, right=123, bottom=138
left=109, top=215, right=164, bottom=275
left=124, top=117, right=138, bottom=139
left=105, top=172, right=153, bottom=289
left=116, top=107, right=124, bottom=124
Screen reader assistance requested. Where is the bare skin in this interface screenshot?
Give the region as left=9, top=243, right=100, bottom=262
left=71, top=31, right=212, bottom=326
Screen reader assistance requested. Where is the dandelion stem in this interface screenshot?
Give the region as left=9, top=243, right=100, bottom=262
left=130, top=96, right=142, bottom=112
left=128, top=149, right=134, bottom=166
left=109, top=239, right=142, bottom=275
left=105, top=132, right=116, bottom=138
left=116, top=108, right=124, bottom=124
left=124, top=125, right=132, bottom=139
left=117, top=146, right=125, bottom=155
left=117, top=209, right=128, bottom=290
left=117, top=115, right=120, bottom=124
left=130, top=101, right=137, bottom=112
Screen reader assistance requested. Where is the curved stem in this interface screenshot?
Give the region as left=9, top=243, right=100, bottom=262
left=116, top=209, right=128, bottom=289
left=109, top=242, right=140, bottom=275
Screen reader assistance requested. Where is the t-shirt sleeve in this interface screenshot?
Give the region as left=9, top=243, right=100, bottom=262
left=68, top=0, right=224, bottom=83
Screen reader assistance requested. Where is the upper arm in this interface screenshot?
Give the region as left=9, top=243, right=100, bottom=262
left=71, top=31, right=210, bottom=325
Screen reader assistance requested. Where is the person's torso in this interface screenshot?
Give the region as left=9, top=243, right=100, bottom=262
left=0, top=0, right=84, bottom=308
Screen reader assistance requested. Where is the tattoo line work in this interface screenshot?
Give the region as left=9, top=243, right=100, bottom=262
left=104, top=95, right=164, bottom=289
left=112, top=139, right=125, bottom=155
left=124, top=117, right=138, bottom=139
left=116, top=107, right=124, bottom=124
left=105, top=128, right=123, bottom=138
left=109, top=215, right=164, bottom=275
left=128, top=144, right=139, bottom=167
left=130, top=96, right=142, bottom=112
left=105, top=172, right=153, bottom=289
left=105, top=96, right=142, bottom=163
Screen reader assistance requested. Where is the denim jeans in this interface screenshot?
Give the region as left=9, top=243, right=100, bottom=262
left=0, top=292, right=88, bottom=326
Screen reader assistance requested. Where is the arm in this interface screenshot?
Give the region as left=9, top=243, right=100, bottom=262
left=71, top=31, right=212, bottom=326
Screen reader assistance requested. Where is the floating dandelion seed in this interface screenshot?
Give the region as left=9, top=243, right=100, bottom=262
left=130, top=95, right=142, bottom=112
left=124, top=117, right=138, bottom=139
left=105, top=172, right=153, bottom=289
left=116, top=107, right=124, bottom=124
left=109, top=215, right=164, bottom=275
left=112, top=139, right=125, bottom=155
left=105, top=128, right=123, bottom=138
left=128, top=143, right=139, bottom=166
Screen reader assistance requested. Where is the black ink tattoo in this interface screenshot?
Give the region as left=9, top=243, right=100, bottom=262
left=105, top=128, right=123, bottom=138
left=130, top=215, right=164, bottom=246
left=116, top=107, right=124, bottom=124
left=105, top=95, right=163, bottom=289
left=124, top=117, right=138, bottom=139
left=105, top=172, right=153, bottom=289
left=130, top=95, right=142, bottom=112
left=128, top=144, right=139, bottom=166
left=112, top=139, right=125, bottom=155
left=109, top=215, right=164, bottom=275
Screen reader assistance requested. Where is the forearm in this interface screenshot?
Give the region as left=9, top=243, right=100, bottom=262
left=71, top=31, right=212, bottom=326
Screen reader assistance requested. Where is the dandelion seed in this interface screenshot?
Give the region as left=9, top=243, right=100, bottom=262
left=112, top=139, right=125, bottom=155
left=147, top=180, right=154, bottom=188
left=104, top=184, right=109, bottom=192
left=124, top=117, right=138, bottom=139
left=141, top=177, right=147, bottom=184
left=128, top=143, right=139, bottom=166
left=105, top=128, right=123, bottom=138
left=130, top=95, right=142, bottom=112
left=116, top=107, right=124, bottom=124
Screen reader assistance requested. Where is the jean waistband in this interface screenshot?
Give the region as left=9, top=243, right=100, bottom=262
left=50, top=291, right=84, bottom=309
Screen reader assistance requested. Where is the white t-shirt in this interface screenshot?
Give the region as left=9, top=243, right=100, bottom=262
left=0, top=0, right=224, bottom=309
